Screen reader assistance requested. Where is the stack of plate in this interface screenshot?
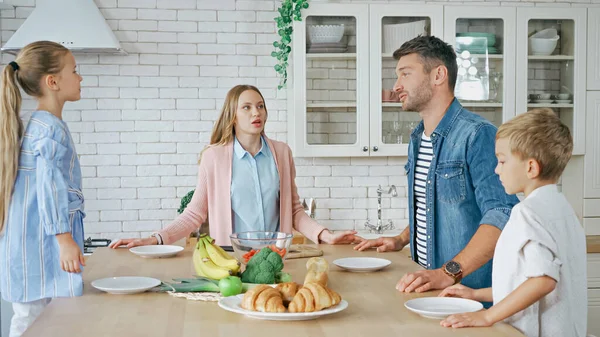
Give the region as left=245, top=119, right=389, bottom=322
left=307, top=41, right=348, bottom=53
left=456, top=32, right=499, bottom=54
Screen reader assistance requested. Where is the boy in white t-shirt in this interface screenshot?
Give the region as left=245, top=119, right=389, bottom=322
left=438, top=108, right=587, bottom=337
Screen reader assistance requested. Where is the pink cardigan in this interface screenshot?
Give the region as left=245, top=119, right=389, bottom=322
left=158, top=136, right=326, bottom=245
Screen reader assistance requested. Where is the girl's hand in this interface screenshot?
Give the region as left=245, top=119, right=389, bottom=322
left=440, top=310, right=494, bottom=328
left=56, top=233, right=85, bottom=273
left=438, top=284, right=477, bottom=300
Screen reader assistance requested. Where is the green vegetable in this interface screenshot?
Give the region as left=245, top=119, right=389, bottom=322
left=276, top=271, right=292, bottom=283
left=241, top=247, right=285, bottom=284
left=218, top=276, right=243, bottom=297
left=177, top=189, right=195, bottom=214
left=157, top=276, right=245, bottom=296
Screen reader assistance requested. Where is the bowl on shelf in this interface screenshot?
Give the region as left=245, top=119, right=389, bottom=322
left=528, top=28, right=560, bottom=56
left=558, top=93, right=571, bottom=100
left=308, top=24, right=345, bottom=44
left=229, top=231, right=293, bottom=265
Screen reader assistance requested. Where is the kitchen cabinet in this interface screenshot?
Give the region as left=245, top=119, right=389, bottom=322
left=289, top=4, right=589, bottom=158
left=443, top=6, right=517, bottom=128
left=289, top=3, right=443, bottom=157
left=588, top=253, right=600, bottom=336
left=515, top=8, right=587, bottom=155
left=585, top=92, right=600, bottom=199
left=588, top=8, right=600, bottom=90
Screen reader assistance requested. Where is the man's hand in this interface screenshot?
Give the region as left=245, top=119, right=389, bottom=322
left=353, top=237, right=405, bottom=252
left=396, top=268, right=454, bottom=293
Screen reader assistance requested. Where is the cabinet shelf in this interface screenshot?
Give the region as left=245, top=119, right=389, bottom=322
left=382, top=102, right=503, bottom=108
left=382, top=53, right=503, bottom=59
left=307, top=102, right=357, bottom=108
left=527, top=55, right=574, bottom=61
left=306, top=53, right=357, bottom=59
left=527, top=103, right=574, bottom=108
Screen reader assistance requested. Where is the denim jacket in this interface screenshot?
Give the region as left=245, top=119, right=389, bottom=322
left=404, top=99, right=519, bottom=290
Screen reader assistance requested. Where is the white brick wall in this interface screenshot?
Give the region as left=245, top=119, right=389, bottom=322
left=0, top=0, right=590, bottom=242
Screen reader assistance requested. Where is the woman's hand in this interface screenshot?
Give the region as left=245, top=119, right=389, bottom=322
left=56, top=233, right=85, bottom=273
left=108, top=237, right=158, bottom=249
left=318, top=230, right=362, bottom=244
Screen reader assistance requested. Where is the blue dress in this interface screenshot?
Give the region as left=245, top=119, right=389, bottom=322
left=0, top=111, right=85, bottom=303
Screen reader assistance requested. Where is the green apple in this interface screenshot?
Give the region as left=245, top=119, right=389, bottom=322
left=218, top=276, right=243, bottom=297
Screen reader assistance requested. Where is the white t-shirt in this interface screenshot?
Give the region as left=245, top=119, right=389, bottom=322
left=492, top=184, right=587, bottom=337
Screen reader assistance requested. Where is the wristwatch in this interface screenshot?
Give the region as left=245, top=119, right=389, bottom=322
left=442, top=260, right=463, bottom=284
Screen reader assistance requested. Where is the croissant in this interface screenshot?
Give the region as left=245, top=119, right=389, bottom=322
left=275, top=282, right=299, bottom=306
left=304, top=257, right=329, bottom=287
left=288, top=282, right=342, bottom=313
left=241, top=285, right=286, bottom=313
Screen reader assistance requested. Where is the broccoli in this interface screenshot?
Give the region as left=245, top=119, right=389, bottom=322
left=177, top=189, right=195, bottom=214
left=241, top=247, right=285, bottom=284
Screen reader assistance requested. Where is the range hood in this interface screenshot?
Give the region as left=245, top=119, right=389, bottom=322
left=1, top=0, right=126, bottom=55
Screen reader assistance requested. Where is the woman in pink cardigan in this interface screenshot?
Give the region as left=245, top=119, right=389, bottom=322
left=109, top=85, right=358, bottom=248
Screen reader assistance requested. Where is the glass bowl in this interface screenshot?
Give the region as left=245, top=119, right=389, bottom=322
left=229, top=231, right=293, bottom=265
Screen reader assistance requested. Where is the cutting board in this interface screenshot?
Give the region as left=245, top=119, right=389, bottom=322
left=286, top=244, right=324, bottom=259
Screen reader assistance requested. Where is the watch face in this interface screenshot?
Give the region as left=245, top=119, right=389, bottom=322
left=446, top=261, right=461, bottom=274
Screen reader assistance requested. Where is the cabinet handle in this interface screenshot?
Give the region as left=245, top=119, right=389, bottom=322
left=373, top=146, right=379, bottom=152
left=362, top=146, right=368, bottom=152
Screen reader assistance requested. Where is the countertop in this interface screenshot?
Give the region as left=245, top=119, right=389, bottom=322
left=588, top=235, right=600, bottom=254
left=23, top=243, right=523, bottom=337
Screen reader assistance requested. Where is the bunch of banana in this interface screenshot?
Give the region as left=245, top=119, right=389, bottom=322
left=192, top=234, right=241, bottom=280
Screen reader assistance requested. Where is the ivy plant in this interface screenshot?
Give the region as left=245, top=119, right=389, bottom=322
left=272, top=0, right=309, bottom=90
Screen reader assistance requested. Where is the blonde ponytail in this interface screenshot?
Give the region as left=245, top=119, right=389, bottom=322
left=0, top=65, right=23, bottom=233
left=0, top=41, right=69, bottom=233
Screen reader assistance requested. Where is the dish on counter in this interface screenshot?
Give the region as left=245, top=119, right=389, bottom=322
left=129, top=245, right=184, bottom=258
left=91, top=276, right=161, bottom=295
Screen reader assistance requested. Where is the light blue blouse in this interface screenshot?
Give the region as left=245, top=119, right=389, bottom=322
left=230, top=136, right=280, bottom=233
left=0, top=111, right=85, bottom=303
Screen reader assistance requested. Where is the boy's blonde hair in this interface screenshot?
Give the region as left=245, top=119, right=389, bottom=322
left=496, top=108, right=572, bottom=182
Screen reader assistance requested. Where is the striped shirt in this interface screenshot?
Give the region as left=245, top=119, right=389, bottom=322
left=0, top=111, right=85, bottom=303
left=414, top=133, right=433, bottom=268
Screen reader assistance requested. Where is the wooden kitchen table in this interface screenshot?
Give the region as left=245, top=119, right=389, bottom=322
left=23, top=244, right=524, bottom=337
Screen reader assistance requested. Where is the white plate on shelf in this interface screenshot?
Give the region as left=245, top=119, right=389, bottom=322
left=332, top=257, right=391, bottom=272
left=218, top=294, right=348, bottom=321
left=555, top=99, right=572, bottom=104
left=129, top=245, right=184, bottom=258
left=533, top=99, right=554, bottom=104
left=91, top=276, right=161, bottom=295
left=404, top=297, right=483, bottom=319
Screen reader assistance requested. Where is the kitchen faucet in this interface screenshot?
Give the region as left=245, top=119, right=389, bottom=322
left=364, top=185, right=397, bottom=234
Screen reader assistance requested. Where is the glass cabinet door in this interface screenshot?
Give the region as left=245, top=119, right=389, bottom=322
left=516, top=8, right=587, bottom=155
left=291, top=4, right=370, bottom=157
left=444, top=7, right=517, bottom=128
left=369, top=5, right=444, bottom=157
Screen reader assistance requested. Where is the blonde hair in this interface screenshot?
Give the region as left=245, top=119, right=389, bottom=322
left=0, top=41, right=70, bottom=233
left=199, top=85, right=267, bottom=161
left=496, top=108, right=573, bottom=182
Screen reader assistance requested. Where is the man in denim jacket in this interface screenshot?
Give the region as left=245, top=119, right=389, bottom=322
left=355, top=36, right=519, bottom=294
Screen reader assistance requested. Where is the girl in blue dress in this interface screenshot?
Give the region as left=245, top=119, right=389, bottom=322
left=0, top=41, right=85, bottom=337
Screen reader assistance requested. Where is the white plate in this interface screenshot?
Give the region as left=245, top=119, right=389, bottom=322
left=91, top=276, right=161, bottom=295
left=218, top=294, right=348, bottom=321
left=332, top=257, right=391, bottom=272
left=533, top=99, right=554, bottom=104
left=129, top=245, right=184, bottom=258
left=555, top=99, right=572, bottom=104
left=404, top=297, right=484, bottom=319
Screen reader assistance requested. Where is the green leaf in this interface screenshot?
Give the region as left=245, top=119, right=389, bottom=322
left=273, top=41, right=279, bottom=48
